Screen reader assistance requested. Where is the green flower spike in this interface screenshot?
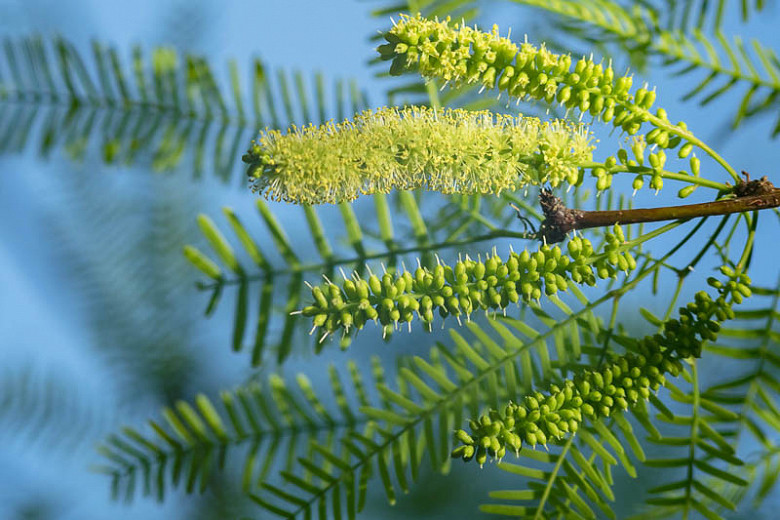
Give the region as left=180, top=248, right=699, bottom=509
left=379, top=14, right=693, bottom=173
left=452, top=274, right=749, bottom=467
left=301, top=227, right=636, bottom=344
left=243, top=106, right=594, bottom=205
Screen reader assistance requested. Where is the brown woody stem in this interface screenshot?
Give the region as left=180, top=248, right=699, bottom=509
left=536, top=173, right=779, bottom=243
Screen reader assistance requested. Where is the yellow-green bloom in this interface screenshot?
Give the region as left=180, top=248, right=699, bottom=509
left=378, top=14, right=654, bottom=136
left=243, top=106, right=594, bottom=205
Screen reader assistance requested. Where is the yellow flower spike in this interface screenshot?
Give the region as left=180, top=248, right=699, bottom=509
left=243, top=106, right=594, bottom=205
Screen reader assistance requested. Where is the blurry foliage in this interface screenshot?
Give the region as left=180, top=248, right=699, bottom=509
left=0, top=364, right=109, bottom=451
left=0, top=34, right=370, bottom=184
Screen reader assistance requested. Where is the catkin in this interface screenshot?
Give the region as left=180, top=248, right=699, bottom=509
left=243, top=106, right=594, bottom=204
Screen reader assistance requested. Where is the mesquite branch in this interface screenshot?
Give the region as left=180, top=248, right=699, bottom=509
left=534, top=173, right=780, bottom=243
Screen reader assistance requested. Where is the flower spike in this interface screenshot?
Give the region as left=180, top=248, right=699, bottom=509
left=452, top=273, right=750, bottom=465
left=303, top=228, right=637, bottom=343
left=243, top=106, right=593, bottom=205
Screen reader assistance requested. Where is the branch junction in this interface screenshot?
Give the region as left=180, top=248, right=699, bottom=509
left=534, top=173, right=779, bottom=243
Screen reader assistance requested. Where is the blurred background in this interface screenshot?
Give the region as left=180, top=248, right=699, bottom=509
left=0, top=0, right=778, bottom=519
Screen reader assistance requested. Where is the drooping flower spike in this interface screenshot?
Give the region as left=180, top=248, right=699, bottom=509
left=452, top=270, right=752, bottom=466
left=243, top=106, right=594, bottom=205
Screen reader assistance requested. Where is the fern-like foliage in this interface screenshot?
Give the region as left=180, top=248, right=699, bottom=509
left=637, top=0, right=769, bottom=32
left=0, top=36, right=368, bottom=182
left=695, top=282, right=780, bottom=510
left=102, top=211, right=725, bottom=518
left=94, top=365, right=372, bottom=504
left=1, top=364, right=109, bottom=451
left=98, top=273, right=615, bottom=515
left=105, top=210, right=776, bottom=519
left=510, top=0, right=780, bottom=136
left=482, top=418, right=642, bottom=519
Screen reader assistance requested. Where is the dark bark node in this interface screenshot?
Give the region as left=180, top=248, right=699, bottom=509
left=531, top=173, right=778, bottom=243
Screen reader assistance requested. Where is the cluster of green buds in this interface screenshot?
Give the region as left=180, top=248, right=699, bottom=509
left=590, top=137, right=703, bottom=197
left=300, top=228, right=636, bottom=343
left=381, top=15, right=649, bottom=132
left=379, top=14, right=698, bottom=177
left=708, top=265, right=752, bottom=304
left=242, top=106, right=594, bottom=204
left=452, top=273, right=750, bottom=466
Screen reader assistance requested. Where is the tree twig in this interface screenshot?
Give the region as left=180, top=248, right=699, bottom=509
left=535, top=173, right=779, bottom=243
